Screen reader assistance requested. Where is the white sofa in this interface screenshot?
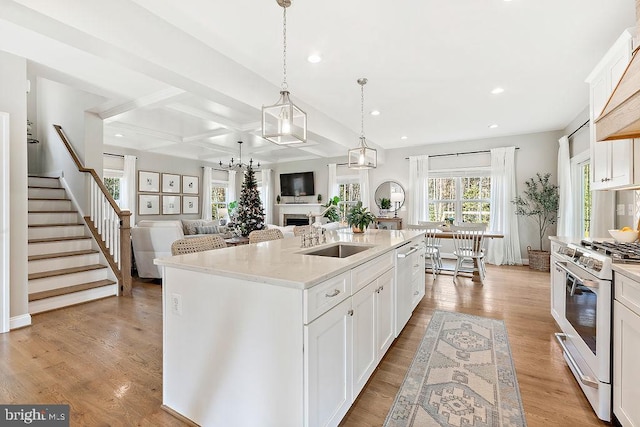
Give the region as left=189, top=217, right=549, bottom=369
left=131, top=220, right=185, bottom=279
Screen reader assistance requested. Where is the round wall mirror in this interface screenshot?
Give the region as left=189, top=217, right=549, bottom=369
left=374, top=181, right=405, bottom=210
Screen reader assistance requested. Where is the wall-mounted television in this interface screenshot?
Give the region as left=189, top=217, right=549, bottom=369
left=280, top=172, right=315, bottom=196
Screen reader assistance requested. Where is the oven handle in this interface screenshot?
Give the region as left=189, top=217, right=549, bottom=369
left=554, top=333, right=599, bottom=389
left=555, top=262, right=580, bottom=295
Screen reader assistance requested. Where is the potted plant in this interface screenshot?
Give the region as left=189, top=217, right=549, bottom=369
left=346, top=201, right=376, bottom=233
left=512, top=172, right=559, bottom=271
left=322, top=196, right=341, bottom=223
left=317, top=194, right=322, bottom=203
left=379, top=197, right=391, bottom=216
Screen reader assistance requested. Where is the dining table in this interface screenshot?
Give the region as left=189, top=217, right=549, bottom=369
left=427, top=228, right=504, bottom=284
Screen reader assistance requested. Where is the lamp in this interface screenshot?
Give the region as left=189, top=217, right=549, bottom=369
left=218, top=208, right=229, bottom=225
left=390, top=192, right=403, bottom=218
left=348, top=78, right=377, bottom=169
left=219, top=141, right=260, bottom=170
left=262, top=0, right=307, bottom=145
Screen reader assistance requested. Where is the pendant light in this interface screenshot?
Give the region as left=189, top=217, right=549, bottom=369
left=348, top=78, right=377, bottom=169
left=262, top=0, right=307, bottom=145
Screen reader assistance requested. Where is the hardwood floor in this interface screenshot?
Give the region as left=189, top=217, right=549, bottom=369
left=341, top=265, right=609, bottom=427
left=0, top=267, right=609, bottom=426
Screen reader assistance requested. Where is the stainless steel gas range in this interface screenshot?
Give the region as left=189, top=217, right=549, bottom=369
left=551, top=241, right=613, bottom=421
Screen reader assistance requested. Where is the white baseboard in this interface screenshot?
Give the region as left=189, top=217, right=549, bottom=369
left=10, top=313, right=32, bottom=330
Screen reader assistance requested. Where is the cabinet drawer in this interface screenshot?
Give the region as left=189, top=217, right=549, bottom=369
left=615, top=272, right=640, bottom=316
left=304, top=271, right=351, bottom=324
left=352, top=251, right=394, bottom=294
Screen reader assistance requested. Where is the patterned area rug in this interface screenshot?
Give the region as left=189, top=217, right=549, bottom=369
left=384, top=310, right=527, bottom=427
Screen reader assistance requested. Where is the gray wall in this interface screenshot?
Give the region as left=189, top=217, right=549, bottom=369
left=0, top=52, right=28, bottom=321
left=103, top=146, right=228, bottom=225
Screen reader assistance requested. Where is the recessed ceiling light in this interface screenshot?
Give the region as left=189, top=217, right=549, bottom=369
left=307, top=54, right=322, bottom=63
left=488, top=124, right=499, bottom=129
left=491, top=87, right=504, bottom=94
left=370, top=110, right=380, bottom=116
left=401, top=136, right=408, bottom=140
left=115, top=133, right=124, bottom=138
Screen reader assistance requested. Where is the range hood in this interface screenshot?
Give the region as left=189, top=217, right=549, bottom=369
left=595, top=46, right=640, bottom=141
left=595, top=2, right=640, bottom=142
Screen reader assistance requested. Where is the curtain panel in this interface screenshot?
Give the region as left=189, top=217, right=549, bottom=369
left=327, top=164, right=339, bottom=200
left=359, top=169, right=370, bottom=210
left=486, top=147, right=522, bottom=265
left=557, top=135, right=573, bottom=236
left=201, top=166, right=213, bottom=220
left=408, top=155, right=429, bottom=224
left=122, top=155, right=136, bottom=225
left=261, top=169, right=273, bottom=224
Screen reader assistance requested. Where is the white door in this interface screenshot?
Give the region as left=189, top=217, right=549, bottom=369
left=0, top=112, right=9, bottom=334
left=376, top=269, right=395, bottom=359
left=352, top=280, right=376, bottom=399
left=613, top=300, right=640, bottom=427
left=304, top=297, right=352, bottom=427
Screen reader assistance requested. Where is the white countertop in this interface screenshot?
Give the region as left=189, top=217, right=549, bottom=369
left=612, top=263, right=640, bottom=281
left=154, top=228, right=425, bottom=289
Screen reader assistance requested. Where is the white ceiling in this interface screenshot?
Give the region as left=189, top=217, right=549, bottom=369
left=1, top=0, right=636, bottom=165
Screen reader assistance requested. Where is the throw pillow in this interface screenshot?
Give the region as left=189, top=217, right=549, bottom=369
left=195, top=225, right=219, bottom=234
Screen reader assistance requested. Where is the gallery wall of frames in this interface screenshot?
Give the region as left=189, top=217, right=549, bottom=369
left=137, top=170, right=200, bottom=216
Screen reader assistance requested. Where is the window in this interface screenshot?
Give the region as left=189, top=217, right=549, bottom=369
left=571, top=153, right=591, bottom=237
left=337, top=177, right=361, bottom=220
left=210, top=180, right=228, bottom=220
left=427, top=171, right=491, bottom=224
left=103, top=169, right=123, bottom=207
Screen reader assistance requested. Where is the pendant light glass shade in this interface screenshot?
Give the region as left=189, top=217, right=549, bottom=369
left=262, top=0, right=307, bottom=145
left=348, top=78, right=377, bottom=169
left=262, top=90, right=307, bottom=145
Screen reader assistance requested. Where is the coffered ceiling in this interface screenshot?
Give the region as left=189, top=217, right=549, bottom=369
left=0, top=0, right=636, bottom=165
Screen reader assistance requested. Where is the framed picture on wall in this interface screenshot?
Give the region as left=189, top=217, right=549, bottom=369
left=162, top=173, right=181, bottom=193
left=182, top=196, right=199, bottom=214
left=182, top=175, right=199, bottom=194
left=162, top=195, right=181, bottom=215
left=138, top=171, right=160, bottom=193
left=138, top=194, right=160, bottom=215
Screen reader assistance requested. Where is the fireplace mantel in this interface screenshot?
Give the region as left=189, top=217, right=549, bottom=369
left=276, top=204, right=324, bottom=226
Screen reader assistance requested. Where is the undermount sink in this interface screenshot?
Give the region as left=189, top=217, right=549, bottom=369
left=301, top=243, right=373, bottom=258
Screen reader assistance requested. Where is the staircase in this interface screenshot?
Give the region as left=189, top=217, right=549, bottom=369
left=28, top=176, right=117, bottom=314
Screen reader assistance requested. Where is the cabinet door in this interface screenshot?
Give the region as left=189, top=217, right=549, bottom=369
left=352, top=281, right=376, bottom=399
left=411, top=248, right=426, bottom=311
left=376, top=269, right=395, bottom=359
left=590, top=74, right=610, bottom=189
left=305, top=298, right=352, bottom=427
left=613, top=301, right=640, bottom=427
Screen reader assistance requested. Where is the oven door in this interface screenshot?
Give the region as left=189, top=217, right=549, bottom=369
left=554, top=261, right=611, bottom=384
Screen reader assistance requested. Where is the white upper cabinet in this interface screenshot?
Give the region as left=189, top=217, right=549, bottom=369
left=587, top=29, right=639, bottom=190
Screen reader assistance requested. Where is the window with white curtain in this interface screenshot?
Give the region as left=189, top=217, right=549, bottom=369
left=427, top=169, right=491, bottom=223
left=210, top=180, right=228, bottom=219
left=103, top=169, right=123, bottom=207
left=337, top=175, right=360, bottom=220
left=571, top=152, right=591, bottom=237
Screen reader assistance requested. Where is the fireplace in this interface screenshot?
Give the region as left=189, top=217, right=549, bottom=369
left=284, top=214, right=310, bottom=226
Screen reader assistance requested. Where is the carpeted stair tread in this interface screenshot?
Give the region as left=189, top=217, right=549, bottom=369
left=28, top=249, right=99, bottom=261
left=28, top=236, right=91, bottom=244
left=28, top=264, right=107, bottom=280
left=28, top=223, right=84, bottom=228
left=28, top=279, right=116, bottom=301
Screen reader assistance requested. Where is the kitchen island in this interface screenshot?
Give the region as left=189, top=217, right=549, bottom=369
left=155, top=228, right=425, bottom=427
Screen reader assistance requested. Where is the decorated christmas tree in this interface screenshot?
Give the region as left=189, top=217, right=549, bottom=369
left=234, top=165, right=265, bottom=236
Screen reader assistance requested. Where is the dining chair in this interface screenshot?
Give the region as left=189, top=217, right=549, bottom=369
left=423, top=227, right=443, bottom=279
left=248, top=228, right=284, bottom=244
left=450, top=224, right=487, bottom=282
left=171, top=235, right=227, bottom=256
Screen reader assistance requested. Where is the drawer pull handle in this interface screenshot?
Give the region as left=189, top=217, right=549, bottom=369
left=414, top=290, right=419, bottom=295
left=325, top=289, right=341, bottom=298
left=348, top=309, right=354, bottom=316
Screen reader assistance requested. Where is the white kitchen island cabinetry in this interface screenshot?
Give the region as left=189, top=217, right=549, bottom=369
left=156, top=229, right=424, bottom=427
left=612, top=270, right=640, bottom=427
left=587, top=29, right=640, bottom=190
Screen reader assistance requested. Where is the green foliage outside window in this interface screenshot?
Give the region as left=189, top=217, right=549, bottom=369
left=104, top=177, right=120, bottom=202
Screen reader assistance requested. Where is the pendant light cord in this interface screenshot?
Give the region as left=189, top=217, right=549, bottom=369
left=360, top=83, right=365, bottom=140
left=282, top=5, right=288, bottom=91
